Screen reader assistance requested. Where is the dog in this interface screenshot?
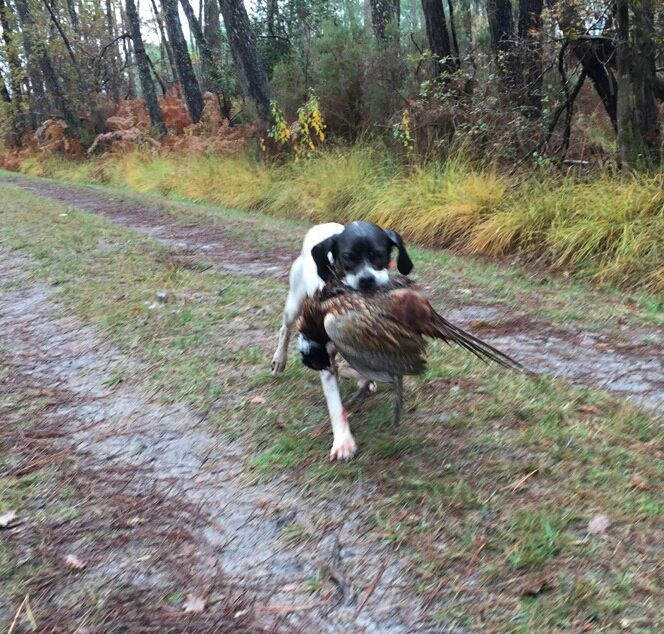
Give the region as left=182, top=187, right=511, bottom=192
left=271, top=221, right=413, bottom=460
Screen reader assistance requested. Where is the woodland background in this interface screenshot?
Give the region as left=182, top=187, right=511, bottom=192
left=1, top=0, right=664, bottom=293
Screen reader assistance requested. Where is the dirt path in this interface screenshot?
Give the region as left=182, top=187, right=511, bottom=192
left=3, top=174, right=663, bottom=414
left=0, top=254, right=432, bottom=632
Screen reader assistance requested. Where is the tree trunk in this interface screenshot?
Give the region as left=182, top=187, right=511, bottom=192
left=616, top=0, right=660, bottom=167
left=150, top=0, right=179, bottom=83
left=409, top=0, right=418, bottom=30
left=267, top=0, right=277, bottom=37
left=517, top=0, right=543, bottom=116
left=179, top=0, right=218, bottom=91
left=370, top=0, right=396, bottom=41
left=104, top=0, right=122, bottom=101
left=117, top=2, right=136, bottom=97
left=486, top=0, right=514, bottom=76
left=0, top=0, right=25, bottom=145
left=557, top=3, right=617, bottom=131
left=447, top=0, right=460, bottom=62
left=126, top=0, right=166, bottom=134
left=162, top=0, right=205, bottom=122
left=218, top=0, right=272, bottom=122
left=0, top=76, right=10, bottom=103
left=421, top=0, right=456, bottom=76
left=14, top=0, right=48, bottom=128
left=15, top=0, right=79, bottom=135
left=66, top=0, right=81, bottom=35
left=203, top=0, right=227, bottom=118
left=461, top=0, right=472, bottom=48
left=204, top=0, right=223, bottom=74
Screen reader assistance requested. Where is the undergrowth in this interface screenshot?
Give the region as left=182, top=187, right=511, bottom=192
left=14, top=145, right=664, bottom=294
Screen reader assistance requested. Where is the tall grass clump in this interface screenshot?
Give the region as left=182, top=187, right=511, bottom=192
left=268, top=145, right=391, bottom=222
left=368, top=159, right=508, bottom=245
left=11, top=146, right=664, bottom=295
left=470, top=173, right=664, bottom=291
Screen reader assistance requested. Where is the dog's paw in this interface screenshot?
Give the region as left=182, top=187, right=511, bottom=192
left=271, top=349, right=287, bottom=374
left=329, top=433, right=357, bottom=461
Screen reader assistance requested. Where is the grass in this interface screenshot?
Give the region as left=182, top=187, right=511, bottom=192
left=1, top=183, right=662, bottom=631
left=12, top=144, right=664, bottom=296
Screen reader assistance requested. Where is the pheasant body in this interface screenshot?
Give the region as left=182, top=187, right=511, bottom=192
left=298, top=276, right=524, bottom=385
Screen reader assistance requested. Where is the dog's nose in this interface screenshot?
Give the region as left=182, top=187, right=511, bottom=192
left=358, top=274, right=376, bottom=291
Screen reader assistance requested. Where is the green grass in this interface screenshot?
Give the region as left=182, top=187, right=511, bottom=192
left=1, top=183, right=663, bottom=631
left=11, top=144, right=664, bottom=296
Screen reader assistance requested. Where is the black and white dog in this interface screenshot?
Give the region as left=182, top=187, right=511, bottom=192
left=271, top=221, right=413, bottom=460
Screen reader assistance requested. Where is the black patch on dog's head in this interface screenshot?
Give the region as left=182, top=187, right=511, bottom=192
left=311, top=222, right=413, bottom=285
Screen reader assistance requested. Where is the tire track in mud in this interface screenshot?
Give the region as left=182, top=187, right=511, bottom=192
left=3, top=173, right=663, bottom=414
left=0, top=253, right=432, bottom=632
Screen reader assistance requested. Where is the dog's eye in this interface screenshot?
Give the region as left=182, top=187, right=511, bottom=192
left=342, top=252, right=357, bottom=266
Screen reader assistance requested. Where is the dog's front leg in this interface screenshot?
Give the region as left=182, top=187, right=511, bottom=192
left=320, top=357, right=356, bottom=461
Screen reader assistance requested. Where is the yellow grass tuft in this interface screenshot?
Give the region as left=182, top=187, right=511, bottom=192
left=11, top=146, right=664, bottom=295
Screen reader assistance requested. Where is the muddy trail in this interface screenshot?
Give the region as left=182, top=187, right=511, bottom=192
left=3, top=173, right=663, bottom=414
left=0, top=253, right=432, bottom=632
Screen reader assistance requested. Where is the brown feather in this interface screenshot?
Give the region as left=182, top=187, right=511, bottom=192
left=298, top=278, right=526, bottom=378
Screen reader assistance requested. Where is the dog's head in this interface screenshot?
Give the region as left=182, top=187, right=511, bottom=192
left=311, top=221, right=413, bottom=291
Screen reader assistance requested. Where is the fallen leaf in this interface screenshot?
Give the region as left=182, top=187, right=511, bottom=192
left=183, top=593, right=206, bottom=613
left=629, top=473, right=647, bottom=490
left=64, top=554, right=87, bottom=569
left=517, top=572, right=554, bottom=596
left=249, top=396, right=266, bottom=405
left=0, top=510, right=17, bottom=528
left=587, top=514, right=610, bottom=535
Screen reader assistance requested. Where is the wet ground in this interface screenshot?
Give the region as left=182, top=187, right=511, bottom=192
left=0, top=251, right=435, bottom=631
left=0, top=249, right=436, bottom=632
left=2, top=173, right=663, bottom=631
left=3, top=174, right=663, bottom=414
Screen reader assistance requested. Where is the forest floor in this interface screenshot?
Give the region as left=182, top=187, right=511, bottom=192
left=1, top=173, right=662, bottom=632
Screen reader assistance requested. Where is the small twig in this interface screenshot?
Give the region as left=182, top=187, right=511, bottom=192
left=325, top=533, right=353, bottom=605
left=9, top=450, right=70, bottom=476
left=355, top=562, right=386, bottom=617
left=500, top=468, right=539, bottom=493
left=7, top=595, right=28, bottom=634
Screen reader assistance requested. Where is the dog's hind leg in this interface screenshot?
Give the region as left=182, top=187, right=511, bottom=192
left=272, top=257, right=306, bottom=373
left=345, top=379, right=375, bottom=409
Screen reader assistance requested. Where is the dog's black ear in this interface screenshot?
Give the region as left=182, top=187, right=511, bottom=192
left=311, top=235, right=338, bottom=282
left=385, top=230, right=413, bottom=275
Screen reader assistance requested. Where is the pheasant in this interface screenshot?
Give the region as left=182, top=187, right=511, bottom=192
left=297, top=276, right=526, bottom=422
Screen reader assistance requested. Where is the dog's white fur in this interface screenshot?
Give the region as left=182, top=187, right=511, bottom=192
left=271, top=222, right=358, bottom=460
